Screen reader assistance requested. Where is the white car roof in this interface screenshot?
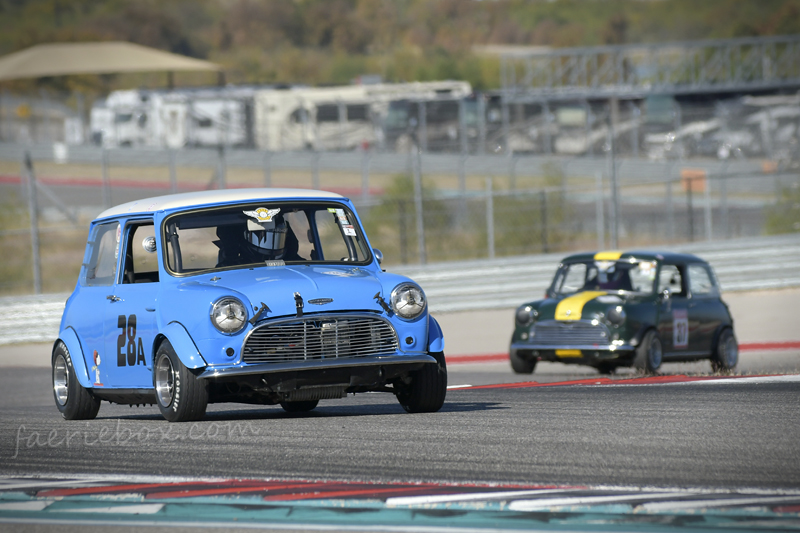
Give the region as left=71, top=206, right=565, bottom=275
left=95, top=188, right=346, bottom=220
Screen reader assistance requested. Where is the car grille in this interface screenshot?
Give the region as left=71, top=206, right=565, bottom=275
left=531, top=320, right=610, bottom=346
left=242, top=315, right=399, bottom=364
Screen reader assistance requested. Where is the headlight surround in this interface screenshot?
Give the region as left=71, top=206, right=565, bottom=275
left=516, top=305, right=537, bottom=326
left=607, top=305, right=626, bottom=325
left=390, top=283, right=426, bottom=320
left=210, top=296, right=248, bottom=335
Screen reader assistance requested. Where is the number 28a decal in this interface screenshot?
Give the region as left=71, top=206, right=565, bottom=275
left=117, top=314, right=146, bottom=366
left=673, top=308, right=689, bottom=349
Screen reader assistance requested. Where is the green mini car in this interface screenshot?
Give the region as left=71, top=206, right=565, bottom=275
left=509, top=250, right=738, bottom=374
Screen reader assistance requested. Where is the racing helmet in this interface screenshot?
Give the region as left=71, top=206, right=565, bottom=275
left=243, top=213, right=287, bottom=259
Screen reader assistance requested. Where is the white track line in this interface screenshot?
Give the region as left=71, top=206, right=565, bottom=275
left=386, top=488, right=580, bottom=506
left=507, top=492, right=691, bottom=511
left=61, top=503, right=165, bottom=514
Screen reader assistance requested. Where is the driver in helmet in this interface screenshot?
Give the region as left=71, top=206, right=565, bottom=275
left=242, top=212, right=288, bottom=261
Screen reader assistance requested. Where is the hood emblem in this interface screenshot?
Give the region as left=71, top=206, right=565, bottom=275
left=308, top=298, right=333, bottom=305
left=565, top=309, right=572, bottom=316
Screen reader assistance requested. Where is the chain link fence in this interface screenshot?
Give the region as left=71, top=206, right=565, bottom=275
left=1, top=132, right=798, bottom=297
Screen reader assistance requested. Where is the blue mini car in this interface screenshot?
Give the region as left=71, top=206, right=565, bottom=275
left=52, top=188, right=446, bottom=422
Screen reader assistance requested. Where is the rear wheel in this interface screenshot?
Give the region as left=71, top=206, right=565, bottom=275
left=634, top=330, right=662, bottom=373
left=154, top=340, right=208, bottom=422
left=397, top=352, right=447, bottom=413
left=711, top=328, right=738, bottom=372
left=280, top=400, right=319, bottom=413
left=510, top=350, right=536, bottom=374
left=52, top=341, right=100, bottom=420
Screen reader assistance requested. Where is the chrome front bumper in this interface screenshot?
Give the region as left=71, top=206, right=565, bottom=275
left=510, top=342, right=635, bottom=353
left=198, top=353, right=436, bottom=379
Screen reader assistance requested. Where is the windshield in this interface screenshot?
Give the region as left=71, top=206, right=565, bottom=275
left=552, top=260, right=657, bottom=296
left=163, top=202, right=371, bottom=275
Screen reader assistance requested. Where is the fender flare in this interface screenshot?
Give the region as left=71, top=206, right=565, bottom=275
left=427, top=315, right=445, bottom=354
left=155, top=322, right=208, bottom=370
left=56, top=328, right=92, bottom=389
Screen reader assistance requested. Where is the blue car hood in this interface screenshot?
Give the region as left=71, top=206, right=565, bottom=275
left=183, top=265, right=385, bottom=318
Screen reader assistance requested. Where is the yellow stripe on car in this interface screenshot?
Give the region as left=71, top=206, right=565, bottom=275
left=556, top=349, right=582, bottom=358
left=555, top=291, right=607, bottom=321
left=594, top=250, right=624, bottom=261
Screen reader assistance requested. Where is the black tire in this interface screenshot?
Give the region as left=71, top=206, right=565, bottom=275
left=597, top=363, right=616, bottom=375
left=711, top=328, right=738, bottom=372
left=510, top=350, right=536, bottom=374
left=633, top=330, right=662, bottom=373
left=52, top=341, right=100, bottom=420
left=153, top=340, right=208, bottom=422
left=280, top=400, right=319, bottom=413
left=397, top=352, right=447, bottom=413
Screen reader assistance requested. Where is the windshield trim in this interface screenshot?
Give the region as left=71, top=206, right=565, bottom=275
left=160, top=200, right=372, bottom=278
left=552, top=259, right=658, bottom=297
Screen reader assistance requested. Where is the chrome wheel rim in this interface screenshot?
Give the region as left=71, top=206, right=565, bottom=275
left=154, top=354, right=175, bottom=407
left=650, top=338, right=663, bottom=368
left=53, top=354, right=69, bottom=406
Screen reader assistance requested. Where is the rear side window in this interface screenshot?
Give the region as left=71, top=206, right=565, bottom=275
left=658, top=264, right=684, bottom=296
left=83, top=222, right=120, bottom=286
left=688, top=264, right=718, bottom=297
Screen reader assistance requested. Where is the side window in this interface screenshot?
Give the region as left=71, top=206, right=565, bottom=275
left=688, top=264, right=718, bottom=297
left=560, top=263, right=587, bottom=294
left=84, top=222, right=120, bottom=286
left=657, top=264, right=685, bottom=297
left=122, top=223, right=159, bottom=284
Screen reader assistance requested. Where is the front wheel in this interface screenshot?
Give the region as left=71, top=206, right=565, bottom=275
left=397, top=352, right=447, bottom=413
left=510, top=350, right=536, bottom=374
left=711, top=328, right=738, bottom=372
left=634, top=330, right=662, bottom=373
left=154, top=340, right=208, bottom=422
left=52, top=341, right=100, bottom=420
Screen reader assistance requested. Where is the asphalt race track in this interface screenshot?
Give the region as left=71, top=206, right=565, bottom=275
left=1, top=354, right=800, bottom=532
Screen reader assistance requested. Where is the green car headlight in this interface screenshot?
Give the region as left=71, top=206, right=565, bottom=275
left=516, top=305, right=537, bottom=326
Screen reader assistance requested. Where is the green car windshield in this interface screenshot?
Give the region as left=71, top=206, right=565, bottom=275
left=553, top=260, right=658, bottom=296
left=163, top=202, right=371, bottom=275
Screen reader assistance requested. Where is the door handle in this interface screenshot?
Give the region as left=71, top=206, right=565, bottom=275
left=106, top=295, right=121, bottom=302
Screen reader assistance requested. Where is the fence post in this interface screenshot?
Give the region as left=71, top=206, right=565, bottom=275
left=361, top=148, right=370, bottom=203
left=540, top=189, right=548, bottom=253
left=217, top=146, right=227, bottom=189
left=312, top=151, right=320, bottom=190
left=413, top=144, right=426, bottom=264
left=606, top=106, right=619, bottom=248
left=665, top=164, right=675, bottom=241
left=263, top=150, right=272, bottom=187
left=101, top=147, right=111, bottom=209
left=169, top=149, right=177, bottom=193
left=720, top=163, right=729, bottom=239
left=23, top=151, right=42, bottom=294
left=704, top=172, right=712, bottom=241
left=486, top=177, right=495, bottom=260
left=596, top=171, right=605, bottom=250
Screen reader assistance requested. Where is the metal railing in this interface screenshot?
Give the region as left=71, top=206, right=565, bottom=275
left=1, top=234, right=798, bottom=346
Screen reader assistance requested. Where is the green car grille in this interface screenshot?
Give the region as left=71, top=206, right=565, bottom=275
left=531, top=320, right=611, bottom=346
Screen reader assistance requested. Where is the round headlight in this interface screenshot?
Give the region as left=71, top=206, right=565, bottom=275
left=390, top=283, right=426, bottom=320
left=210, top=297, right=248, bottom=334
left=607, top=305, right=626, bottom=325
left=516, top=305, right=537, bottom=326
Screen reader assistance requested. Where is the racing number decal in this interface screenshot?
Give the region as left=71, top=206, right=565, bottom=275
left=117, top=314, right=146, bottom=366
left=673, top=308, right=689, bottom=349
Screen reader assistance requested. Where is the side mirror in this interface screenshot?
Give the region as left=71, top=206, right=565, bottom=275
left=373, top=248, right=383, bottom=265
